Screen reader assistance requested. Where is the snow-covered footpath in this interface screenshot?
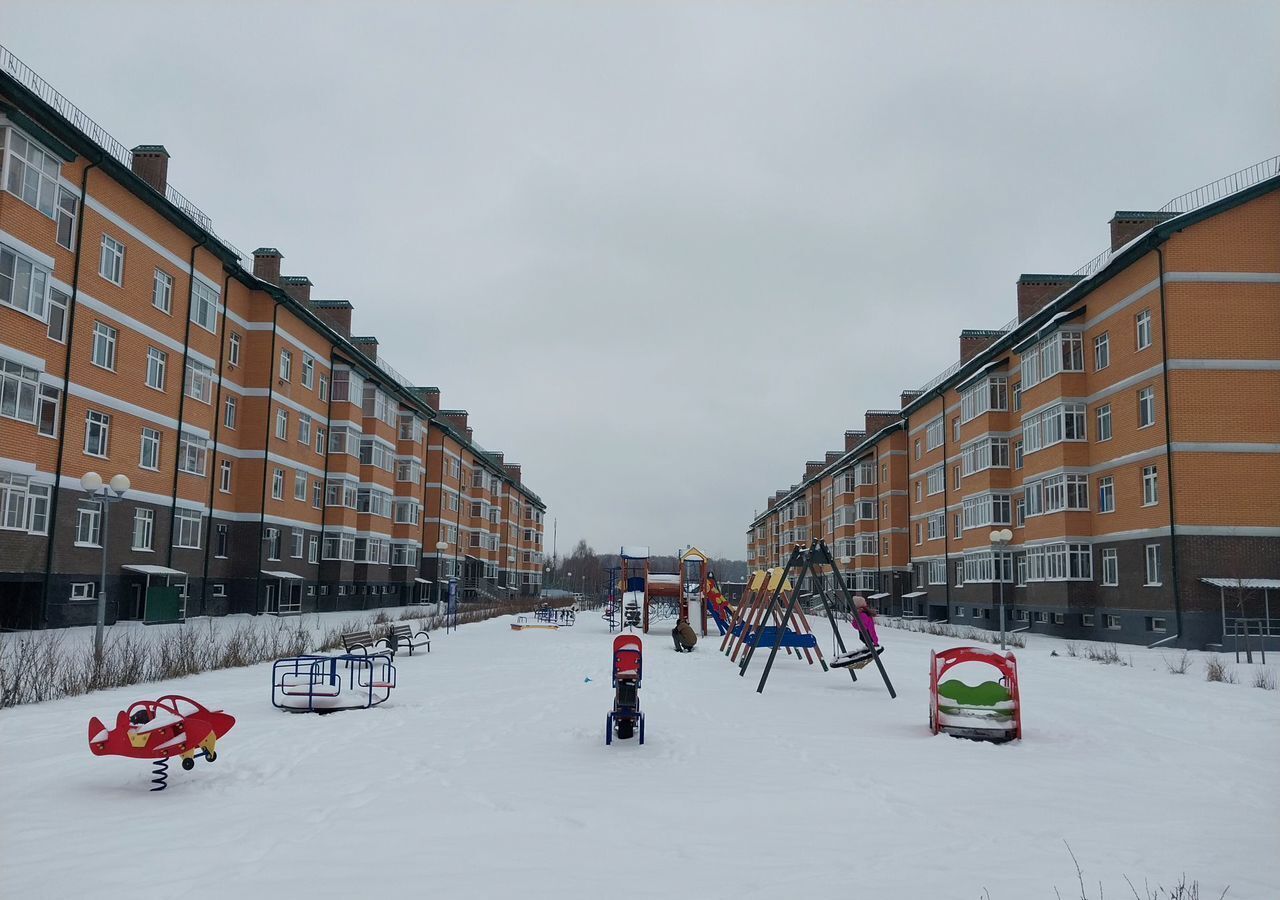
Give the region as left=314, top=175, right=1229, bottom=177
left=1, top=611, right=1276, bottom=899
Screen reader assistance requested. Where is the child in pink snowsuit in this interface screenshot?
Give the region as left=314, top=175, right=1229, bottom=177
left=855, top=603, right=880, bottom=648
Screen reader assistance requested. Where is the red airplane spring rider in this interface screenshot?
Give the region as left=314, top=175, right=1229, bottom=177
left=88, top=694, right=235, bottom=790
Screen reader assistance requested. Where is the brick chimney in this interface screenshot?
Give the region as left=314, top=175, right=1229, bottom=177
left=252, top=248, right=282, bottom=284
left=864, top=410, right=898, bottom=434
left=899, top=389, right=923, bottom=409
left=504, top=463, right=522, bottom=483
left=844, top=430, right=866, bottom=452
left=465, top=427, right=474, bottom=444
left=311, top=299, right=353, bottom=337
left=960, top=329, right=1003, bottom=363
left=767, top=496, right=777, bottom=510
left=351, top=335, right=378, bottom=361
left=414, top=387, right=441, bottom=410
left=1017, top=274, right=1081, bottom=322
left=825, top=451, right=842, bottom=465
left=1109, top=211, right=1176, bottom=252
left=130, top=145, right=169, bottom=194
left=280, top=275, right=312, bottom=305
left=441, top=410, right=469, bottom=432
left=805, top=461, right=824, bottom=479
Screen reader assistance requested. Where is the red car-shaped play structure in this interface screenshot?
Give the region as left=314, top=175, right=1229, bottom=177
left=606, top=635, right=645, bottom=745
left=929, top=647, right=1021, bottom=743
left=89, top=695, right=235, bottom=790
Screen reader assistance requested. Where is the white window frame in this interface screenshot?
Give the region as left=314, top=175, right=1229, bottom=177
left=91, top=321, right=117, bottom=371
left=152, top=269, right=173, bottom=314
left=219, top=459, right=232, bottom=493
left=228, top=332, right=241, bottom=367
left=1098, top=476, right=1115, bottom=514
left=84, top=409, right=110, bottom=457
left=1093, top=331, right=1109, bottom=370
left=1144, top=544, right=1161, bottom=586
left=98, top=235, right=125, bottom=286
left=172, top=508, right=204, bottom=549
left=223, top=395, right=237, bottom=429
left=139, top=427, right=161, bottom=471
left=131, top=508, right=154, bottom=551
left=190, top=279, right=219, bottom=334
left=279, top=349, right=292, bottom=382
left=1137, top=386, right=1156, bottom=429
left=1142, top=465, right=1158, bottom=506
left=4, top=128, right=62, bottom=218
left=184, top=359, right=214, bottom=404
left=1136, top=309, right=1152, bottom=350
left=146, top=346, right=167, bottom=391
left=275, top=409, right=288, bottom=440
left=75, top=501, right=102, bottom=546
left=1095, top=403, right=1112, bottom=442
left=1101, top=548, right=1118, bottom=586
left=271, top=467, right=285, bottom=500
left=0, top=242, right=51, bottom=321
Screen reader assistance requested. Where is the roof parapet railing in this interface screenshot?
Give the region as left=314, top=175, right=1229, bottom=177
left=1159, top=155, right=1280, bottom=215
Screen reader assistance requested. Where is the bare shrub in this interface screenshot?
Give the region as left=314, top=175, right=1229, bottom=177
left=879, top=617, right=1026, bottom=649
left=1164, top=650, right=1192, bottom=674
left=1053, top=842, right=1228, bottom=899
left=1252, top=668, right=1276, bottom=690
left=1205, top=656, right=1237, bottom=684
left=1083, top=643, right=1127, bottom=666
left=1064, top=642, right=1080, bottom=658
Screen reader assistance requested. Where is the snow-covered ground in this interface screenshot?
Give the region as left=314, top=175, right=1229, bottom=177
left=1, top=610, right=1276, bottom=899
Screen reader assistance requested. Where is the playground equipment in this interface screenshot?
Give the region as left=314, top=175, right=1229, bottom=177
left=272, top=654, right=397, bottom=712
left=929, top=647, right=1021, bottom=742
left=704, top=572, right=735, bottom=635
left=737, top=539, right=896, bottom=698
left=720, top=567, right=826, bottom=669
left=619, top=545, right=688, bottom=633
left=88, top=695, right=234, bottom=791
left=606, top=634, right=645, bottom=745
left=679, top=546, right=712, bottom=636
left=511, top=615, right=559, bottom=631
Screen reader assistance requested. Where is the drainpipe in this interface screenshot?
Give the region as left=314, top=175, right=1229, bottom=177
left=941, top=407, right=952, bottom=618
left=41, top=160, right=98, bottom=627
left=317, top=350, right=336, bottom=608
left=164, top=238, right=209, bottom=569
left=1154, top=244, right=1184, bottom=643
left=197, top=270, right=234, bottom=613
left=251, top=303, right=281, bottom=612
left=873, top=444, right=883, bottom=594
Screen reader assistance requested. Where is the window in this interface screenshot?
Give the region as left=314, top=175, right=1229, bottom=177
left=959, top=377, right=1008, bottom=424
left=392, top=543, right=418, bottom=567
left=91, top=322, right=117, bottom=370
left=1014, top=496, right=1025, bottom=528
left=271, top=467, right=285, bottom=500
left=190, top=280, right=218, bottom=333
left=960, top=437, right=1010, bottom=476
left=132, top=508, right=154, bottom=551
left=211, top=583, right=227, bottom=599
left=1147, top=616, right=1167, bottom=633
left=172, top=509, right=203, bottom=549
left=308, top=534, right=319, bottom=564
left=955, top=607, right=966, bottom=619
left=76, top=501, right=102, bottom=546
left=228, top=332, right=241, bottom=367
left=1095, top=404, right=1112, bottom=442
left=4, top=129, right=61, bottom=216
left=914, top=481, right=922, bottom=502
left=275, top=409, right=288, bottom=440
left=152, top=269, right=173, bottom=313
left=223, top=395, right=237, bottom=429
left=177, top=431, right=207, bottom=476
left=913, top=439, right=921, bottom=460
left=1144, top=544, right=1161, bottom=586
left=962, top=550, right=1014, bottom=584
left=927, top=512, right=944, bottom=540
left=302, top=355, right=315, bottom=389
left=1101, top=548, right=1118, bottom=586
left=1098, top=476, right=1115, bottom=513
left=46, top=287, right=68, bottom=342
left=926, top=467, right=944, bottom=496
left=98, top=235, right=125, bottom=285
left=1052, top=613, right=1065, bottom=625
left=953, top=513, right=962, bottom=539
left=0, top=472, right=51, bottom=534
left=291, top=530, right=304, bottom=559
left=961, top=493, right=1012, bottom=529
left=219, top=459, right=232, bottom=493
left=294, top=470, right=307, bottom=501
left=1011, top=382, right=1021, bottom=411
left=71, top=582, right=96, bottom=600
left=0, top=243, right=50, bottom=319
left=1024, top=473, right=1088, bottom=515
left=1093, top=332, right=1109, bottom=371
left=1136, top=309, right=1152, bottom=350
left=954, top=561, right=964, bottom=587
left=1105, top=614, right=1121, bottom=630
left=215, top=524, right=228, bottom=558
left=54, top=187, right=78, bottom=248
left=1142, top=465, right=1158, bottom=506
left=952, top=417, right=960, bottom=442
left=925, top=418, right=944, bottom=451
left=279, top=349, right=292, bottom=381
left=953, top=465, right=961, bottom=489
left=1024, top=542, right=1092, bottom=581
left=394, top=499, right=421, bottom=525
left=184, top=359, right=214, bottom=404
left=297, top=414, right=312, bottom=446
left=1137, top=387, right=1156, bottom=428
left=322, top=531, right=356, bottom=561
left=325, top=479, right=358, bottom=508
left=265, top=527, right=281, bottom=560
left=312, top=480, right=322, bottom=508
left=84, top=410, right=110, bottom=457
left=1013, top=439, right=1023, bottom=470
left=314, top=427, right=326, bottom=455
left=1034, top=611, right=1048, bottom=624
left=1016, top=609, right=1029, bottom=622
left=0, top=356, right=42, bottom=426
left=318, top=375, right=328, bottom=402
left=1021, top=329, right=1084, bottom=388
left=144, top=346, right=167, bottom=391
left=1081, top=614, right=1095, bottom=627
left=1021, top=401, right=1087, bottom=454
left=140, top=427, right=161, bottom=470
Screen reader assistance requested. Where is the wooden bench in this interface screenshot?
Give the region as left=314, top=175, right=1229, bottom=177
left=385, top=622, right=431, bottom=656
left=340, top=629, right=391, bottom=657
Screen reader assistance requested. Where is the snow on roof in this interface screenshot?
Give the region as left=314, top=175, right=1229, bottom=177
left=1201, top=577, right=1280, bottom=589
left=648, top=574, right=681, bottom=584
left=620, top=546, right=650, bottom=559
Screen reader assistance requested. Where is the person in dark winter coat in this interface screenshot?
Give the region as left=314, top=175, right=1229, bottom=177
left=672, top=616, right=698, bottom=652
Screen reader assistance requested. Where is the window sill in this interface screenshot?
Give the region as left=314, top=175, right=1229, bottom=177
left=1144, top=582, right=1163, bottom=588
left=73, top=542, right=101, bottom=548
left=130, top=548, right=154, bottom=553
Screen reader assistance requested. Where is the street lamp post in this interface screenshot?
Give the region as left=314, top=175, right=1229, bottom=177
left=990, top=528, right=1014, bottom=650
left=435, top=540, right=448, bottom=610
left=81, top=471, right=131, bottom=665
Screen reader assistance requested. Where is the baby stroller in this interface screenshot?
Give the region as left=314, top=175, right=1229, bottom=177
left=606, top=635, right=645, bottom=745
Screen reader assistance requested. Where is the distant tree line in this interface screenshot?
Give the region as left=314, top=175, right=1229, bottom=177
left=544, top=540, right=749, bottom=596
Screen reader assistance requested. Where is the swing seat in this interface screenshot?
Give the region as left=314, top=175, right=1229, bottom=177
left=830, top=645, right=883, bottom=670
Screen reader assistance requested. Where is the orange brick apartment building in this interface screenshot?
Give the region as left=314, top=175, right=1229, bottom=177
left=0, top=47, right=545, bottom=629
left=749, top=158, right=1280, bottom=648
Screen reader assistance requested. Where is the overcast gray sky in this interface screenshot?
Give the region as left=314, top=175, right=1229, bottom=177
left=7, top=3, right=1278, bottom=559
